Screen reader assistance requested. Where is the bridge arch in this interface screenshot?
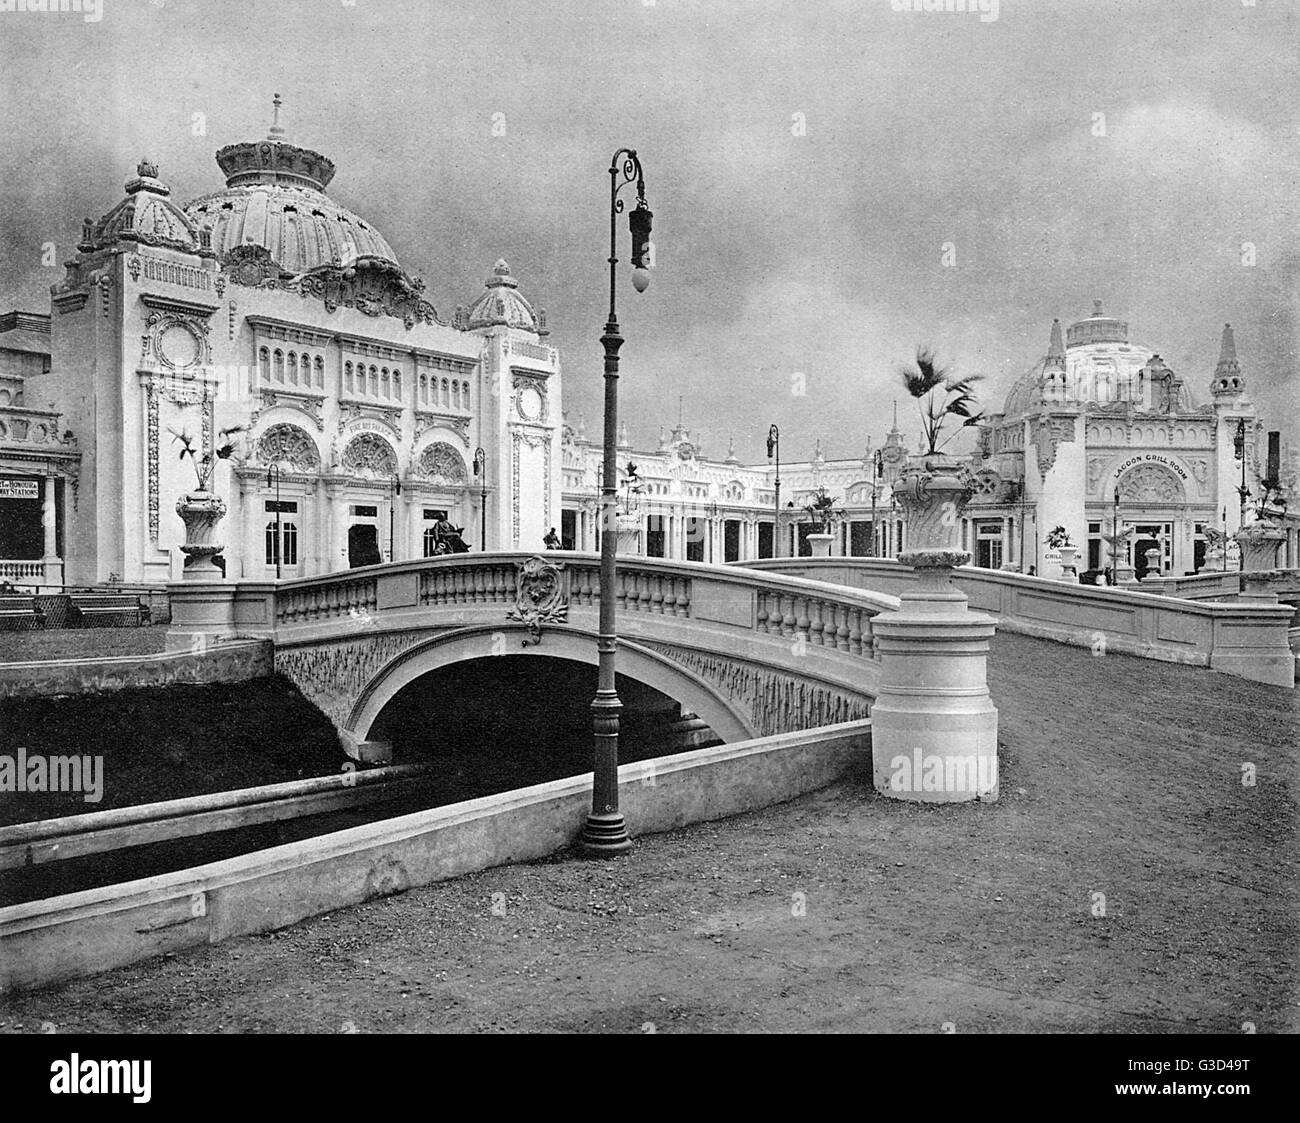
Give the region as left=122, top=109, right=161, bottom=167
left=344, top=623, right=757, bottom=746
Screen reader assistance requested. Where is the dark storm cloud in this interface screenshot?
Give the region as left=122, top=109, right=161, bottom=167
left=1, top=0, right=1295, bottom=457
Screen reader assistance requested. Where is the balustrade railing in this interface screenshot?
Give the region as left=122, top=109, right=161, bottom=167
left=0, top=560, right=46, bottom=583
left=755, top=585, right=879, bottom=659
left=275, top=575, right=378, bottom=625
left=268, top=555, right=887, bottom=663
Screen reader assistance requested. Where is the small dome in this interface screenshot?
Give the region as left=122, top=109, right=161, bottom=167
left=184, top=98, right=399, bottom=274
left=84, top=159, right=200, bottom=253
left=465, top=259, right=540, bottom=332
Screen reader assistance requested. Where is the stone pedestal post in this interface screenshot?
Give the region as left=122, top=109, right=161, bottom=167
left=1237, top=521, right=1285, bottom=573
left=808, top=531, right=834, bottom=557
left=870, top=548, right=999, bottom=803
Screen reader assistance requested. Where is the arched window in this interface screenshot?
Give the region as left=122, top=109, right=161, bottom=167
left=441, top=378, right=449, bottom=406
left=258, top=347, right=270, bottom=384
left=392, top=370, right=401, bottom=397
left=344, top=361, right=353, bottom=394
left=419, top=374, right=428, bottom=404
left=314, top=356, right=324, bottom=388
left=273, top=349, right=284, bottom=382
left=381, top=368, right=390, bottom=398
left=423, top=526, right=440, bottom=558
left=369, top=365, right=378, bottom=395
left=287, top=352, right=298, bottom=384
left=461, top=380, right=469, bottom=409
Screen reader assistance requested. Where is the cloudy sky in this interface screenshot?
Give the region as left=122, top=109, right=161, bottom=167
left=2, top=0, right=1296, bottom=463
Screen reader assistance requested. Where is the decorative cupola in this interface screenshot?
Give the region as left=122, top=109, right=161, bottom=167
left=465, top=259, right=542, bottom=333
left=82, top=158, right=201, bottom=255
left=1210, top=323, right=1245, bottom=399
left=1066, top=299, right=1128, bottom=348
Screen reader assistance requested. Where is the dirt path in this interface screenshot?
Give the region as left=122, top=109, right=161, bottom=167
left=2, top=634, right=1296, bottom=1033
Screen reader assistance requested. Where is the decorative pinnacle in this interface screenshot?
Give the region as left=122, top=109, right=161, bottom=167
left=1219, top=322, right=1237, bottom=364
left=267, top=92, right=286, bottom=140
left=1047, top=317, right=1065, bottom=362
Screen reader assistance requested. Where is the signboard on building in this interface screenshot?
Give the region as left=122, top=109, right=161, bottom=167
left=0, top=479, right=39, bottom=500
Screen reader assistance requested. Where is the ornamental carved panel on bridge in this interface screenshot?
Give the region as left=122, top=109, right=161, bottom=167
left=274, top=631, right=434, bottom=732
left=642, top=641, right=871, bottom=739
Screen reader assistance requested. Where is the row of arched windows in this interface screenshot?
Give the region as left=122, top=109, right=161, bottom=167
left=344, top=360, right=403, bottom=400
left=259, top=347, right=326, bottom=390
left=419, top=374, right=470, bottom=410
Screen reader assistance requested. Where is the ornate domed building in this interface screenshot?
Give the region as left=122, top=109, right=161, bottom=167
left=965, top=302, right=1271, bottom=577
left=0, top=98, right=563, bottom=585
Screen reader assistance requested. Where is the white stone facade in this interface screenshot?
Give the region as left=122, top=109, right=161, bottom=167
left=0, top=110, right=562, bottom=586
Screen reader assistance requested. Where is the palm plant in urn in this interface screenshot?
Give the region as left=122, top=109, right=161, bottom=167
left=171, top=426, right=243, bottom=578
left=892, top=347, right=983, bottom=560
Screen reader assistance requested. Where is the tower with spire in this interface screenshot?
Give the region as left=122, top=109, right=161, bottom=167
left=1209, top=322, right=1256, bottom=536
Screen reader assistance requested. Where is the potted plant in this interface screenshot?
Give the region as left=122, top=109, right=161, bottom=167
left=802, top=486, right=845, bottom=557
left=1236, top=474, right=1288, bottom=573
left=891, top=347, right=983, bottom=552
left=171, top=426, right=244, bottom=578
left=1045, top=525, right=1079, bottom=580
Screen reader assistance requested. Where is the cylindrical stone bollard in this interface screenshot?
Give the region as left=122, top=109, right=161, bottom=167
left=869, top=548, right=999, bottom=803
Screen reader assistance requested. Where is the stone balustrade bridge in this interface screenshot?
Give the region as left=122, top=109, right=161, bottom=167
left=169, top=553, right=905, bottom=762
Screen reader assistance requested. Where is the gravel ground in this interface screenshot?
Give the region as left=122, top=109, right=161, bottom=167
left=1, top=633, right=1296, bottom=1034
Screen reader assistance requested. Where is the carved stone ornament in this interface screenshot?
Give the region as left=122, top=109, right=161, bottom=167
left=1034, top=414, right=1076, bottom=477
left=1118, top=464, right=1183, bottom=505
left=414, top=442, right=468, bottom=485
left=507, top=555, right=568, bottom=645
left=340, top=432, right=398, bottom=477
left=257, top=423, right=322, bottom=472
left=222, top=247, right=442, bottom=329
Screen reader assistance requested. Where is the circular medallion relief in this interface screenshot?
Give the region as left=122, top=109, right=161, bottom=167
left=517, top=385, right=544, bottom=422
left=158, top=323, right=200, bottom=369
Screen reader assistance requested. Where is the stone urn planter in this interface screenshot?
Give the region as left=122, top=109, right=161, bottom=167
left=176, top=491, right=227, bottom=579
left=1142, top=547, right=1163, bottom=580
left=807, top=531, right=834, bottom=558
left=1057, top=545, right=1079, bottom=583
left=614, top=512, right=642, bottom=556
left=891, top=453, right=973, bottom=554
left=1236, top=520, right=1286, bottom=573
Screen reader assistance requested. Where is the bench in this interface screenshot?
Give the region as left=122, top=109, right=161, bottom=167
left=0, top=595, right=45, bottom=631
left=69, top=593, right=151, bottom=628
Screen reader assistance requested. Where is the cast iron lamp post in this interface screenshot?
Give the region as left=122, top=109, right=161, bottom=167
left=870, top=448, right=883, bottom=557
left=1112, top=483, right=1120, bottom=583
left=766, top=424, right=781, bottom=558
left=389, top=474, right=401, bottom=563
left=473, top=447, right=487, bottom=550
left=581, top=148, right=652, bottom=857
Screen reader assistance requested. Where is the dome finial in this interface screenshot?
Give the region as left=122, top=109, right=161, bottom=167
left=267, top=92, right=286, bottom=140
left=1092, top=299, right=1104, bottom=317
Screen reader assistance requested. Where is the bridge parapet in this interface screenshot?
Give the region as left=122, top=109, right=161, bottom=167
left=169, top=554, right=900, bottom=758
left=263, top=553, right=894, bottom=666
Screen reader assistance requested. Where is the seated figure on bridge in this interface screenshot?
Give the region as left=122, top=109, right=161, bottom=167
left=431, top=516, right=471, bottom=555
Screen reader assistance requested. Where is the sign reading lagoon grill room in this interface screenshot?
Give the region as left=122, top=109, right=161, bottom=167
left=1114, top=453, right=1189, bottom=481
left=0, top=479, right=39, bottom=500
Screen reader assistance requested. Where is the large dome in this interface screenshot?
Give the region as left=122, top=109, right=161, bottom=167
left=184, top=102, right=398, bottom=275
left=1000, top=304, right=1195, bottom=416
